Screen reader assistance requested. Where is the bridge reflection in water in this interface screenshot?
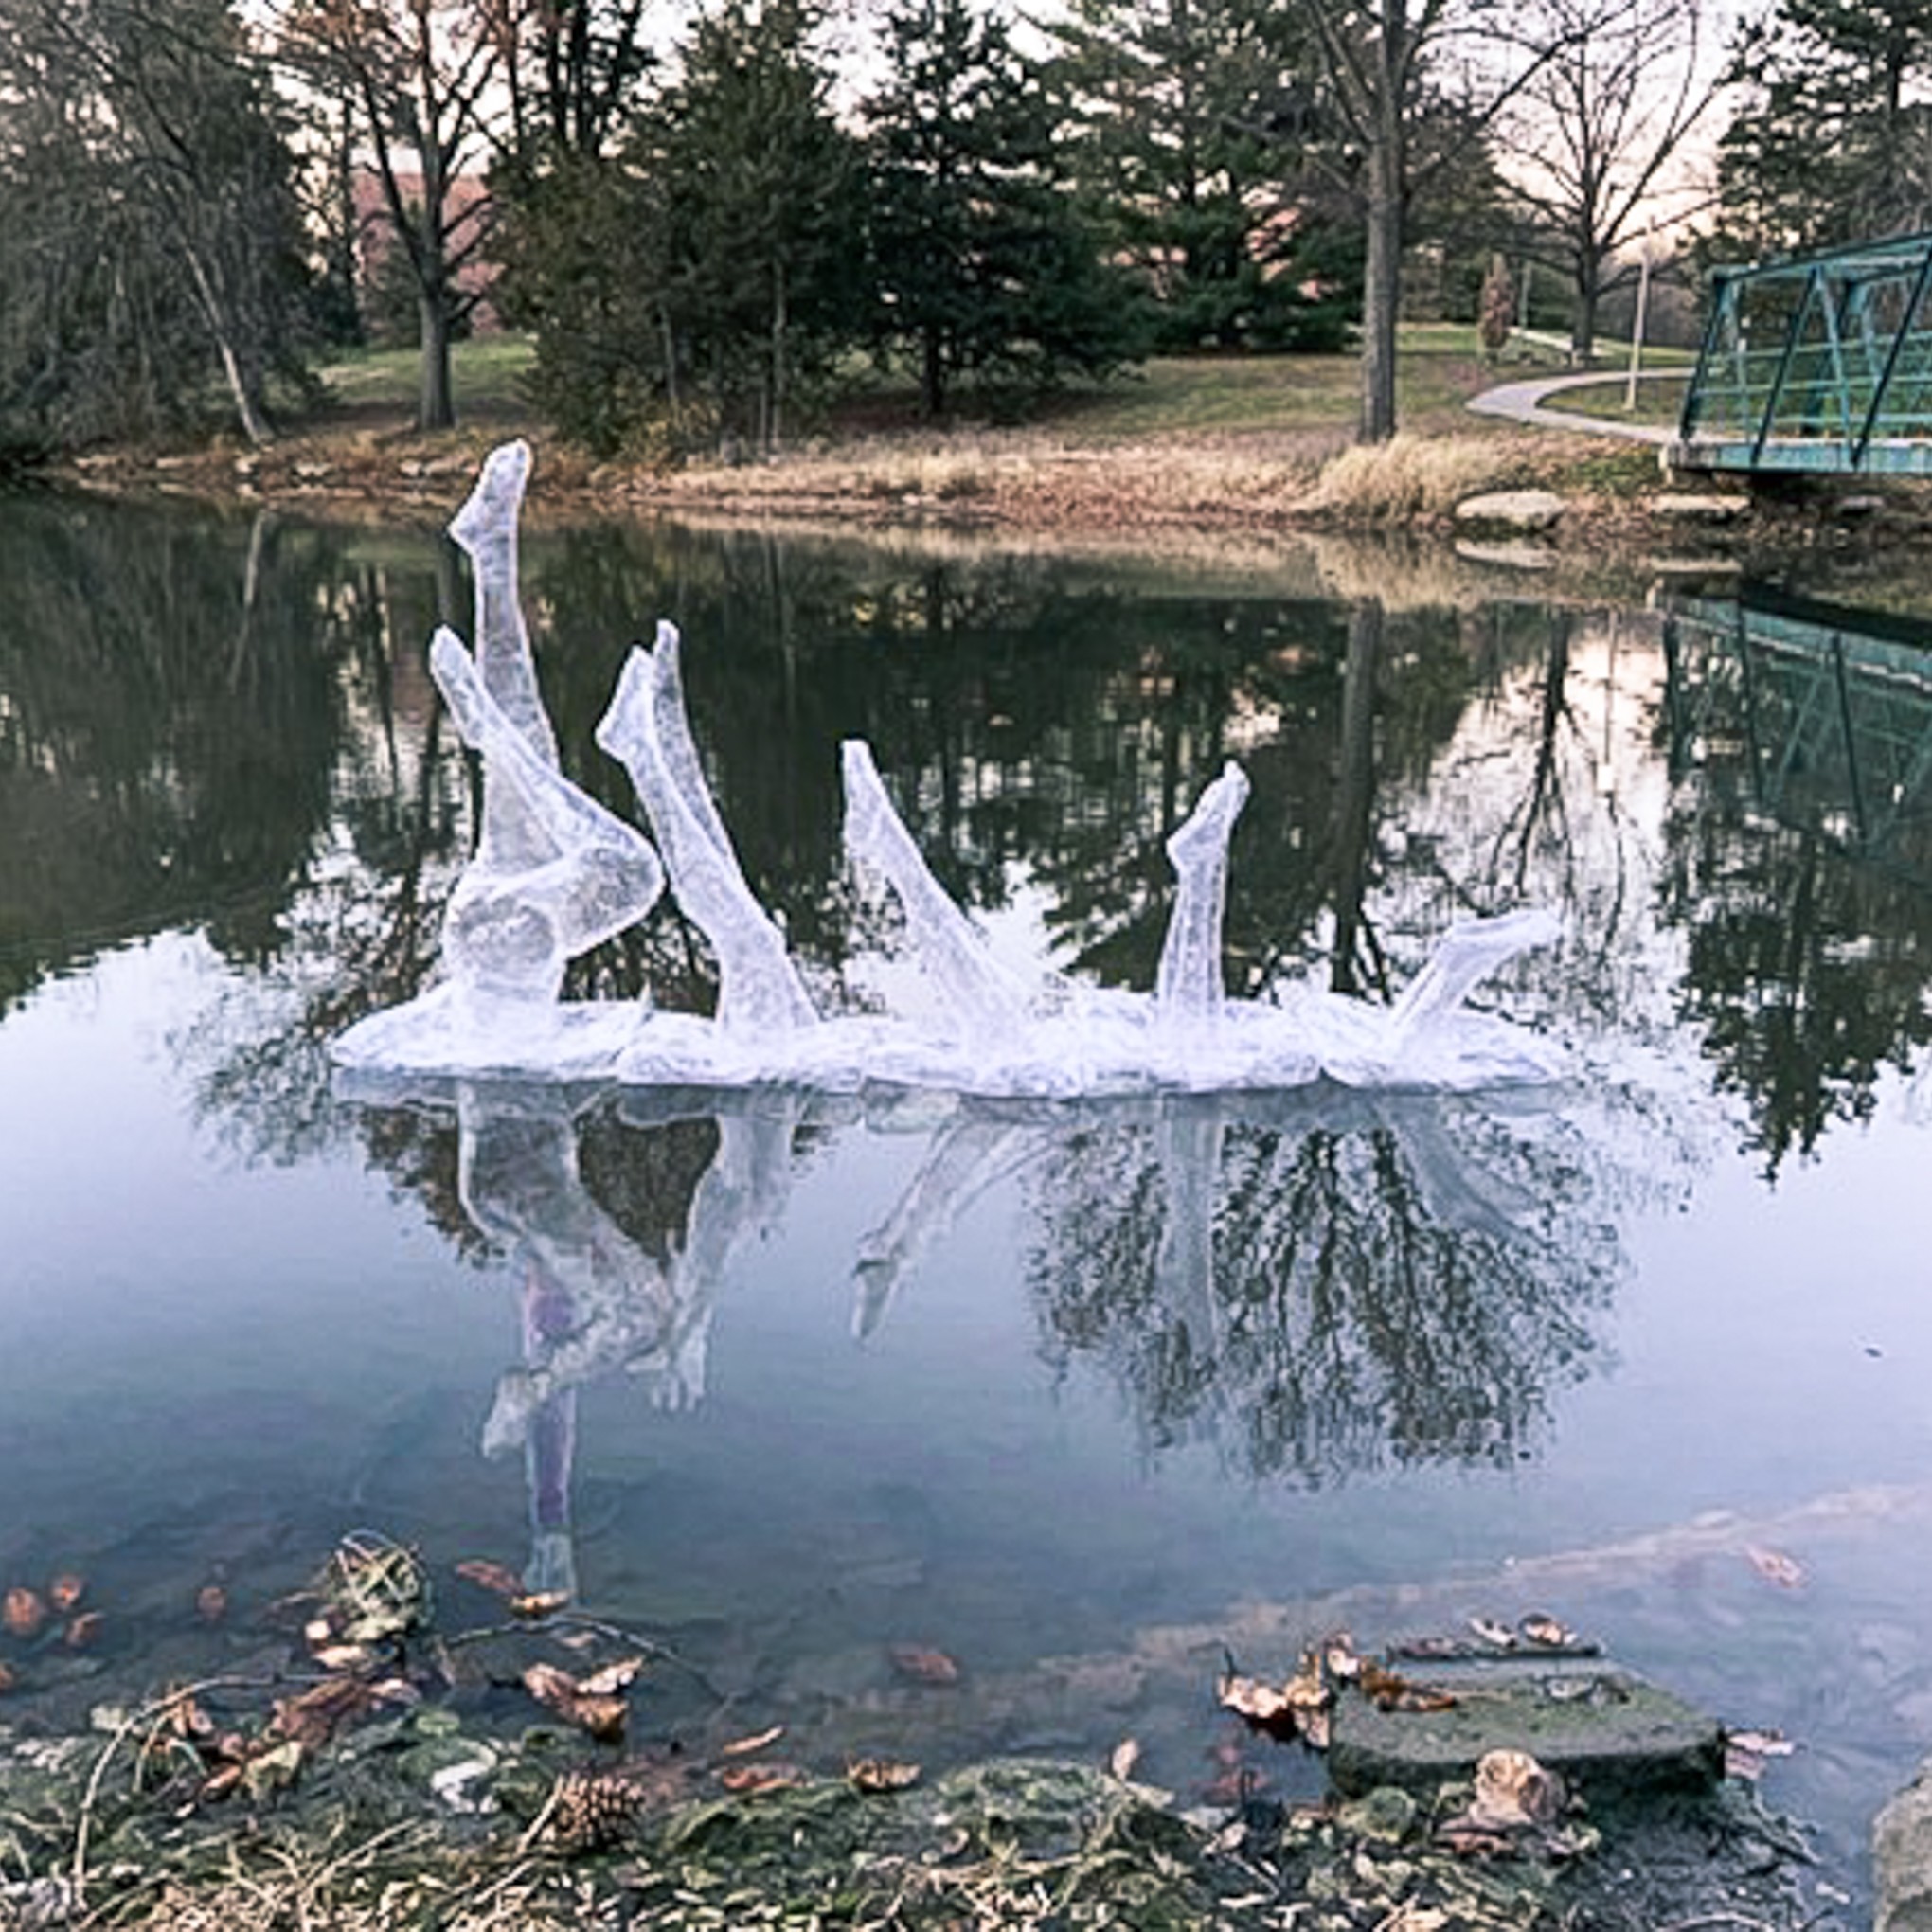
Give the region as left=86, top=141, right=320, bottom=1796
left=1661, top=589, right=1932, bottom=885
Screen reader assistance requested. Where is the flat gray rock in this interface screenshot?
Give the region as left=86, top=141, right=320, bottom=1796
left=1328, top=1655, right=1723, bottom=1799
left=1875, top=1760, right=1932, bottom=1931
left=1453, top=489, right=1567, bottom=531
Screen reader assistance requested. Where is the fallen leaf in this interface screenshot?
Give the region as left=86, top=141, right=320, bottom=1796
left=1725, top=1727, right=1798, bottom=1780
left=310, top=1643, right=373, bottom=1673
left=848, top=1757, right=921, bottom=1792
left=270, top=1675, right=379, bottom=1748
left=63, top=1613, right=103, bottom=1650
left=568, top=1694, right=629, bottom=1742
left=576, top=1656, right=646, bottom=1699
left=1467, top=1616, right=1517, bottom=1651
left=3, top=1589, right=46, bottom=1639
left=200, top=1761, right=243, bottom=1802
left=1744, top=1546, right=1807, bottom=1590
left=1437, top=1823, right=1516, bottom=1858
left=455, top=1559, right=524, bottom=1598
left=717, top=1762, right=806, bottom=1795
left=158, top=1692, right=212, bottom=1742
left=721, top=1725, right=786, bottom=1757
left=1519, top=1614, right=1581, bottom=1651
left=1217, top=1651, right=1331, bottom=1744
left=1359, top=1662, right=1458, bottom=1713
left=1468, top=1747, right=1565, bottom=1830
left=523, top=1662, right=630, bottom=1742
left=1108, top=1737, right=1142, bottom=1781
left=195, top=1585, right=229, bottom=1624
left=47, top=1576, right=85, bottom=1616
left=242, top=1739, right=305, bottom=1801
left=0, top=1662, right=15, bottom=1693
left=1322, top=1634, right=1362, bottom=1681
left=889, top=1645, right=960, bottom=1685
left=510, top=1591, right=571, bottom=1621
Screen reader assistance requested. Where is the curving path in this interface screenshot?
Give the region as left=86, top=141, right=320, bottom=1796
left=1467, top=367, right=1679, bottom=445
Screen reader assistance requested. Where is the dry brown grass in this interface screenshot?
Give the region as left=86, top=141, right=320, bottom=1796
left=1300, top=433, right=1535, bottom=521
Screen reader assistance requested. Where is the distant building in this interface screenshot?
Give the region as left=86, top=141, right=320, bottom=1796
left=350, top=169, right=500, bottom=342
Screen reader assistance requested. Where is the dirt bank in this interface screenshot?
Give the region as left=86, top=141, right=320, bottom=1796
left=39, top=408, right=1932, bottom=606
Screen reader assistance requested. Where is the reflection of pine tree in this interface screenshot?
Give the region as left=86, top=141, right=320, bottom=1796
left=1025, top=1102, right=1619, bottom=1486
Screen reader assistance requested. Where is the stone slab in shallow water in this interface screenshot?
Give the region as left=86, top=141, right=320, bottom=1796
left=1329, top=1655, right=1724, bottom=1799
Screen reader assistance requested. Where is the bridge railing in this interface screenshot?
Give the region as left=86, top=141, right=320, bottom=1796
left=1676, top=229, right=1932, bottom=474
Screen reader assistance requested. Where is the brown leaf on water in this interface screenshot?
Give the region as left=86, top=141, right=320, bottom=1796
left=567, top=1694, right=629, bottom=1743
left=848, top=1757, right=921, bottom=1793
left=47, top=1576, right=85, bottom=1616
left=455, top=1558, right=524, bottom=1598
left=523, top=1662, right=630, bottom=1742
left=717, top=1762, right=807, bottom=1795
left=1108, top=1737, right=1142, bottom=1781
left=575, top=1655, right=646, bottom=1699
left=63, top=1612, right=103, bottom=1651
left=889, top=1645, right=960, bottom=1685
left=0, top=1662, right=16, bottom=1694
left=1217, top=1651, right=1331, bottom=1744
left=1744, top=1546, right=1807, bottom=1590
left=721, top=1725, right=786, bottom=1757
left=3, top=1588, right=46, bottom=1639
left=510, top=1590, right=572, bottom=1621
left=195, top=1584, right=228, bottom=1624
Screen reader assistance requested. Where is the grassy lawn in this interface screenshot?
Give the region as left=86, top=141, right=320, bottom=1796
left=314, top=335, right=537, bottom=422
left=313, top=327, right=1578, bottom=449
left=1540, top=373, right=1691, bottom=432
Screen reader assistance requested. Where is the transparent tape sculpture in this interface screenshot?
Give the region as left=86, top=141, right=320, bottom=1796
left=331, top=442, right=1565, bottom=1098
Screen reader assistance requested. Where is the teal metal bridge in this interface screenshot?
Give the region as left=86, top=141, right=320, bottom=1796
left=1673, top=229, right=1932, bottom=474
left=1661, top=589, right=1932, bottom=884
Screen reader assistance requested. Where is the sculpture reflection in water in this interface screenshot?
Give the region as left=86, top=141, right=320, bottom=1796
left=344, top=1070, right=1632, bottom=1587
left=331, top=437, right=1608, bottom=1578
left=438, top=1077, right=806, bottom=1599
left=332, top=440, right=1566, bottom=1096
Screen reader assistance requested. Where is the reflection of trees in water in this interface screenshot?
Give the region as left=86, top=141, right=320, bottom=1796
left=1660, top=815, right=1932, bottom=1175
left=1655, top=605, right=1932, bottom=1176
left=1025, top=1099, right=1625, bottom=1486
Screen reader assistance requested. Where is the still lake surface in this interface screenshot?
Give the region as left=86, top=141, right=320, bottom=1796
left=2, top=489, right=1929, bottom=1901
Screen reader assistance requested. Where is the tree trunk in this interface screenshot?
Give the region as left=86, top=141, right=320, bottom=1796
left=180, top=244, right=272, bottom=447
left=1570, top=256, right=1600, bottom=365
left=419, top=288, right=456, bottom=431
left=1359, top=124, right=1404, bottom=444
left=921, top=323, right=946, bottom=418
left=1330, top=599, right=1384, bottom=994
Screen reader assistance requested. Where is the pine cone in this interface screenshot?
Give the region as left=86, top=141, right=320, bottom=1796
left=546, top=1770, right=645, bottom=1852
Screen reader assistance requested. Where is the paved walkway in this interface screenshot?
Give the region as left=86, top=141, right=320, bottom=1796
left=1466, top=368, right=1678, bottom=446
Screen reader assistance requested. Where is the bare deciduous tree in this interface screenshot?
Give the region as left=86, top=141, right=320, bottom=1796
left=1495, top=0, right=1720, bottom=362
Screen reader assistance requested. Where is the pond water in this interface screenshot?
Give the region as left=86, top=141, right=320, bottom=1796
left=2, top=490, right=1930, bottom=1906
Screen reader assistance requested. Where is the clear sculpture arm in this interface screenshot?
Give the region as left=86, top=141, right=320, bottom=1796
left=597, top=627, right=816, bottom=1035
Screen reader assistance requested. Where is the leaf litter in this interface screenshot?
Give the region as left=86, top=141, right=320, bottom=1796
left=0, top=1531, right=1848, bottom=1931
